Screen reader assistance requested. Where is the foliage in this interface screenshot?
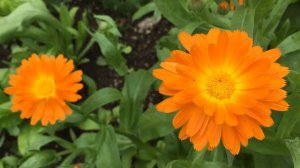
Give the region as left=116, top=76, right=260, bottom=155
left=0, top=0, right=300, bottom=167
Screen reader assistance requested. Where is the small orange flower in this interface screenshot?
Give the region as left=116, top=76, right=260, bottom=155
left=219, top=1, right=229, bottom=10
left=238, top=0, right=245, bottom=5
left=229, top=1, right=236, bottom=10
left=153, top=29, right=289, bottom=155
left=5, top=54, right=83, bottom=126
left=219, top=0, right=244, bottom=11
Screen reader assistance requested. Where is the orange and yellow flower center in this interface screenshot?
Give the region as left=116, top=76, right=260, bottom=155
left=206, top=73, right=235, bottom=100
left=34, top=76, right=56, bottom=99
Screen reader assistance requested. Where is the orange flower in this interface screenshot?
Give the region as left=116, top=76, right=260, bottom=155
left=219, top=1, right=229, bottom=10
left=229, top=1, right=236, bottom=10
left=219, top=0, right=244, bottom=11
left=5, top=54, right=83, bottom=126
left=238, top=0, right=245, bottom=5
left=153, top=29, right=289, bottom=155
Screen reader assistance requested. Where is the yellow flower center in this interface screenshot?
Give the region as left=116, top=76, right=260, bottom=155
left=206, top=73, right=235, bottom=100
left=34, top=76, right=56, bottom=99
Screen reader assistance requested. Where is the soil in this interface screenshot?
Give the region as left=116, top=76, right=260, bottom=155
left=73, top=0, right=172, bottom=105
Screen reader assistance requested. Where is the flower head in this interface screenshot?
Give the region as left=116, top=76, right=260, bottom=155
left=153, top=29, right=289, bottom=155
left=219, top=1, right=229, bottom=10
left=5, top=54, right=83, bottom=126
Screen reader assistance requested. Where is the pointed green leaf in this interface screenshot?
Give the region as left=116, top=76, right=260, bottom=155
left=18, top=126, right=55, bottom=155
left=20, top=150, right=59, bottom=168
left=132, top=2, right=156, bottom=21
left=96, top=126, right=121, bottom=168
left=119, top=70, right=155, bottom=132
left=81, top=87, right=121, bottom=115
left=231, top=7, right=255, bottom=37
left=245, top=136, right=289, bottom=155
left=93, top=32, right=127, bottom=75
left=277, top=31, right=300, bottom=55
left=276, top=93, right=300, bottom=138
left=154, top=0, right=195, bottom=27
left=137, top=106, right=174, bottom=141
left=285, top=138, right=300, bottom=168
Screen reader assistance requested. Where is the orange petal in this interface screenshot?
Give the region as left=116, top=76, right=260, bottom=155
left=178, top=32, right=193, bottom=51
left=262, top=48, right=281, bottom=62
left=156, top=98, right=180, bottom=113
left=159, top=84, right=177, bottom=96
left=263, top=100, right=289, bottom=111
left=214, top=103, right=225, bottom=124
left=178, top=125, right=188, bottom=140
left=208, top=122, right=222, bottom=147
left=30, top=101, right=45, bottom=125
left=186, top=110, right=206, bottom=136
left=173, top=107, right=192, bottom=129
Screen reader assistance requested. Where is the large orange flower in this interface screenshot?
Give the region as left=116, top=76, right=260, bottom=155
left=153, top=29, right=289, bottom=155
left=5, top=54, right=83, bottom=126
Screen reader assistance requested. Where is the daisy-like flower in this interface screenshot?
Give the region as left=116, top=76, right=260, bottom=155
left=153, top=29, right=289, bottom=155
left=5, top=54, right=83, bottom=126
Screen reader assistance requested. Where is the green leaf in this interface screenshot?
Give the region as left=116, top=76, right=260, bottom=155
left=18, top=126, right=55, bottom=155
left=231, top=7, right=255, bottom=37
left=0, top=102, right=22, bottom=128
left=0, top=1, right=63, bottom=43
left=59, top=5, right=73, bottom=27
left=119, top=70, right=155, bottom=132
left=0, top=0, right=23, bottom=16
left=137, top=106, right=174, bottom=141
left=285, top=138, right=300, bottom=168
left=1, top=156, right=19, bottom=167
left=249, top=0, right=275, bottom=22
left=81, top=87, right=122, bottom=115
left=132, top=2, right=156, bottom=21
left=94, top=15, right=121, bottom=37
left=276, top=93, right=300, bottom=138
left=166, top=160, right=228, bottom=168
left=78, top=119, right=99, bottom=131
left=93, top=32, right=127, bottom=75
left=166, top=160, right=191, bottom=168
left=277, top=31, right=300, bottom=55
left=261, top=0, right=293, bottom=34
left=254, top=0, right=293, bottom=47
left=279, top=52, right=300, bottom=71
left=179, top=22, right=202, bottom=34
left=96, top=126, right=122, bottom=168
left=74, top=133, right=97, bottom=148
left=154, top=0, right=195, bottom=28
left=19, top=150, right=59, bottom=168
left=253, top=154, right=293, bottom=168
left=82, top=74, right=97, bottom=95
left=271, top=19, right=290, bottom=47
left=245, top=136, right=290, bottom=155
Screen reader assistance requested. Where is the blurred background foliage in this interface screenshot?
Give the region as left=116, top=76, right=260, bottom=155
left=0, top=0, right=300, bottom=167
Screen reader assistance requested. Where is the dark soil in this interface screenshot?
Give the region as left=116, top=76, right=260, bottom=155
left=74, top=0, right=172, bottom=105
left=123, top=18, right=172, bottom=70
left=0, top=45, right=10, bottom=68
left=78, top=17, right=171, bottom=107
